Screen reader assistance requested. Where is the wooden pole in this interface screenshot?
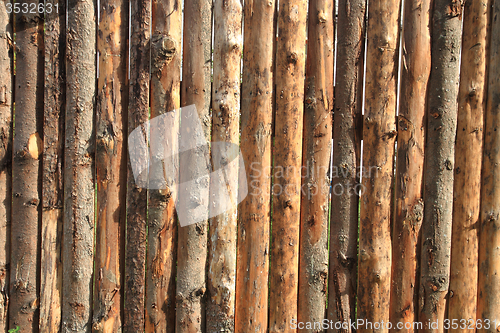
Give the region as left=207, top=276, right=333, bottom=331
left=268, top=0, right=307, bottom=331
left=448, top=0, right=490, bottom=329
left=93, top=0, right=128, bottom=330
left=234, top=0, right=275, bottom=330
left=40, top=2, right=66, bottom=332
left=389, top=0, right=431, bottom=330
left=328, top=0, right=366, bottom=330
left=356, top=0, right=400, bottom=331
left=418, top=1, right=462, bottom=331
left=206, top=0, right=242, bottom=331
left=297, top=0, right=334, bottom=328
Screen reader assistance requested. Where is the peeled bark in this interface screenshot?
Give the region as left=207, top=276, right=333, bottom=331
left=356, top=0, right=400, bottom=331
left=176, top=0, right=212, bottom=331
left=477, top=0, right=500, bottom=331
left=448, top=0, right=490, bottom=330
left=418, top=1, right=462, bottom=331
left=327, top=0, right=365, bottom=330
left=93, top=0, right=127, bottom=331
left=40, top=2, right=66, bottom=332
left=62, top=0, right=96, bottom=331
left=234, top=0, right=274, bottom=331
left=124, top=0, right=151, bottom=331
left=389, top=0, right=431, bottom=331
left=145, top=0, right=181, bottom=331
left=297, top=0, right=334, bottom=328
left=0, top=5, right=12, bottom=331
left=268, top=0, right=307, bottom=331
left=10, top=1, right=43, bottom=331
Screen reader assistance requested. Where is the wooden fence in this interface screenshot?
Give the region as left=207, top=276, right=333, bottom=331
left=0, top=0, right=499, bottom=332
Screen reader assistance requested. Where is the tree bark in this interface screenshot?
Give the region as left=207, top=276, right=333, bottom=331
left=448, top=0, right=490, bottom=330
left=389, top=0, right=431, bottom=331
left=62, top=0, right=96, bottom=331
left=268, top=0, right=307, bottom=331
left=477, top=0, right=500, bottom=331
left=206, top=0, right=242, bottom=332
left=356, top=0, right=400, bottom=331
left=234, top=0, right=274, bottom=331
left=40, top=2, right=66, bottom=332
left=176, top=0, right=212, bottom=331
left=93, top=0, right=127, bottom=330
left=10, top=1, right=44, bottom=331
left=418, top=1, right=462, bottom=331
left=297, top=0, right=334, bottom=329
left=328, top=0, right=365, bottom=331
left=145, top=0, right=181, bottom=330
left=124, top=0, right=151, bottom=331
left=0, top=5, right=12, bottom=331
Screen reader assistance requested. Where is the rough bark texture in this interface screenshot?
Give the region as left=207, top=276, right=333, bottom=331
left=418, top=1, right=462, bottom=331
left=146, top=0, right=181, bottom=330
left=124, top=0, right=150, bottom=331
left=205, top=0, right=242, bottom=332
left=0, top=5, right=12, bottom=331
left=93, top=0, right=127, bottom=331
left=327, top=0, right=365, bottom=331
left=389, top=0, right=431, bottom=330
left=9, top=1, right=44, bottom=331
left=297, top=0, right=334, bottom=329
left=448, top=0, right=490, bottom=330
left=356, top=0, right=400, bottom=331
left=41, top=2, right=66, bottom=332
left=176, top=0, right=212, bottom=331
left=234, top=0, right=274, bottom=331
left=62, top=0, right=96, bottom=331
left=477, top=0, right=500, bottom=331
left=268, top=0, right=307, bottom=331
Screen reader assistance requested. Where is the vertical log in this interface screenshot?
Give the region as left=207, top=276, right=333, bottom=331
left=124, top=0, right=151, bottom=330
left=234, top=0, right=274, bottom=330
left=297, top=0, right=334, bottom=328
left=356, top=0, right=400, bottom=331
left=268, top=0, right=307, bottom=331
left=176, top=0, right=212, bottom=331
left=448, top=0, right=490, bottom=329
left=40, top=1, right=66, bottom=332
left=418, top=0, right=462, bottom=331
left=145, top=0, right=181, bottom=330
left=93, top=0, right=127, bottom=330
left=62, top=0, right=96, bottom=330
left=477, top=0, right=500, bottom=331
left=0, top=4, right=12, bottom=331
left=10, top=0, right=44, bottom=331
left=328, top=0, right=366, bottom=330
left=389, top=0, right=431, bottom=330
left=206, top=0, right=242, bottom=331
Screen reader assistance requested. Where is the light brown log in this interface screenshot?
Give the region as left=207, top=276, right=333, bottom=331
left=389, top=0, right=431, bottom=331
left=176, top=0, right=212, bottom=331
left=328, top=0, right=366, bottom=330
left=268, top=0, right=307, bottom=331
left=297, top=0, right=334, bottom=328
left=234, top=0, right=274, bottom=330
left=10, top=1, right=44, bottom=331
left=448, top=0, right=490, bottom=330
left=40, top=2, right=66, bottom=332
left=93, top=0, right=127, bottom=330
left=356, top=0, right=400, bottom=331
left=418, top=1, right=462, bottom=331
left=124, top=0, right=151, bottom=331
left=145, top=0, right=181, bottom=330
left=477, top=0, right=500, bottom=331
left=62, top=0, right=97, bottom=331
left=0, top=4, right=12, bottom=331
